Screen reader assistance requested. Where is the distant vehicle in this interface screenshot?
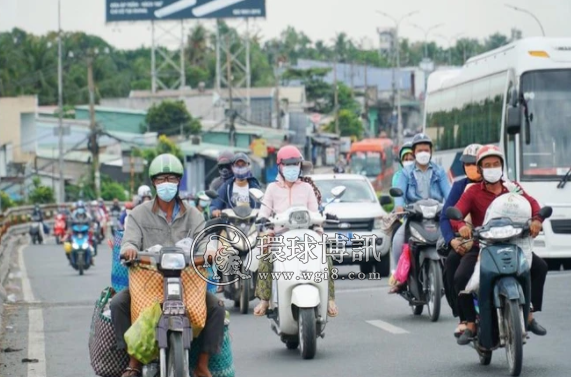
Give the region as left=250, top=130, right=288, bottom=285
left=423, top=37, right=571, bottom=268
left=347, top=138, right=395, bottom=192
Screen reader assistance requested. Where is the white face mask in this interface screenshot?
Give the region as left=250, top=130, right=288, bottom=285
left=415, top=151, right=431, bottom=165
left=482, top=167, right=503, bottom=183
left=402, top=161, right=414, bottom=168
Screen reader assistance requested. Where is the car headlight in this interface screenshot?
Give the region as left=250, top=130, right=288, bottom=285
left=72, top=242, right=79, bottom=249
left=480, top=226, right=522, bottom=241
left=160, top=253, right=186, bottom=270
left=419, top=205, right=438, bottom=219
left=289, top=210, right=310, bottom=227
left=410, top=227, right=427, bottom=243
left=81, top=242, right=89, bottom=250
left=373, top=217, right=383, bottom=229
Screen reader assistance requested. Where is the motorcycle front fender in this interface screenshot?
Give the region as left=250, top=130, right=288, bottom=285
left=419, top=246, right=440, bottom=266
left=291, top=284, right=320, bottom=308
left=494, top=276, right=526, bottom=307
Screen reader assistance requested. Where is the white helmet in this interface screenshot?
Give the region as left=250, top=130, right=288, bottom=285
left=137, top=185, right=152, bottom=198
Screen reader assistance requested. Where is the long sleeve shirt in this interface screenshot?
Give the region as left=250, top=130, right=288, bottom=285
left=441, top=178, right=469, bottom=244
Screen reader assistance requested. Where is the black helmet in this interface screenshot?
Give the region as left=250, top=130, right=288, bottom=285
left=411, top=133, right=433, bottom=150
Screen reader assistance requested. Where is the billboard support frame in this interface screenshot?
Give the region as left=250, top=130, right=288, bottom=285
left=151, top=20, right=187, bottom=92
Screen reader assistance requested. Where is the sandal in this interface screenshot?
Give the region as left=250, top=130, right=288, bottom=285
left=457, top=328, right=476, bottom=346
left=121, top=367, right=142, bottom=377
left=388, top=284, right=404, bottom=294
left=327, top=300, right=338, bottom=317
left=254, top=300, right=269, bottom=316
left=454, top=322, right=467, bottom=338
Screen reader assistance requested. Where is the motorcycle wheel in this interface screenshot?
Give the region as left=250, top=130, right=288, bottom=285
left=299, top=308, right=317, bottom=360
left=479, top=349, right=492, bottom=365
left=412, top=305, right=424, bottom=315
left=504, top=299, right=523, bottom=376
left=78, top=252, right=84, bottom=276
left=426, top=260, right=443, bottom=322
left=240, top=279, right=250, bottom=314
left=167, top=332, right=187, bottom=377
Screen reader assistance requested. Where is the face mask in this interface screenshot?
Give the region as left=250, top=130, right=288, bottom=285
left=156, top=182, right=178, bottom=202
left=483, top=167, right=503, bottom=183
left=199, top=200, right=209, bottom=208
left=282, top=165, right=301, bottom=182
left=232, top=166, right=250, bottom=180
left=465, top=165, right=482, bottom=181
left=415, top=151, right=431, bottom=165
left=219, top=167, right=232, bottom=180
left=402, top=161, right=414, bottom=168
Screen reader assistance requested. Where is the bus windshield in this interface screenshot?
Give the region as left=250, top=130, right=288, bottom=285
left=520, top=70, right=571, bottom=179
left=349, top=152, right=382, bottom=177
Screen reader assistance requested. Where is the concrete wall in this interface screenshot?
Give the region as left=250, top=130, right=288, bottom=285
left=0, top=96, right=38, bottom=163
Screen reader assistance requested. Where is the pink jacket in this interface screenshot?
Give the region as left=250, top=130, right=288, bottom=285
left=258, top=176, right=319, bottom=230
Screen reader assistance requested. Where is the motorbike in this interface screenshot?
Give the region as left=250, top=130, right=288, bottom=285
left=29, top=214, right=43, bottom=245
left=69, top=223, right=93, bottom=275
left=385, top=187, right=445, bottom=322
left=249, top=185, right=345, bottom=359
left=54, top=213, right=67, bottom=244
left=446, top=204, right=553, bottom=376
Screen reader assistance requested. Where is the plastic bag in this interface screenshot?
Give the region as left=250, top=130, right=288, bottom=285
left=393, top=244, right=411, bottom=284
left=124, top=301, right=161, bottom=364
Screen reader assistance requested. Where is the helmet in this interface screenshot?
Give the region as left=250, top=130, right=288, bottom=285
left=411, top=133, right=433, bottom=150
left=125, top=202, right=134, bottom=210
left=476, top=145, right=504, bottom=166
left=196, top=190, right=210, bottom=201
left=217, top=151, right=234, bottom=166
left=399, top=142, right=413, bottom=161
left=76, top=200, right=85, bottom=208
left=91, top=200, right=98, bottom=207
left=277, top=145, right=303, bottom=165
left=148, top=153, right=184, bottom=179
left=232, top=152, right=251, bottom=165
left=460, top=144, right=483, bottom=164
left=137, top=185, right=152, bottom=198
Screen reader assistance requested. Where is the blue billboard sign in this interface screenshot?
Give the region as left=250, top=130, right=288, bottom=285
left=106, top=0, right=266, bottom=22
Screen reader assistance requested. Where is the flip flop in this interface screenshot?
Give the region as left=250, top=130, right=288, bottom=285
left=327, top=301, right=338, bottom=317
left=454, top=322, right=467, bottom=338
left=254, top=301, right=269, bottom=316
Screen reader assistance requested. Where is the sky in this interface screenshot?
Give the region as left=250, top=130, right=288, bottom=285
left=1, top=0, right=571, bottom=50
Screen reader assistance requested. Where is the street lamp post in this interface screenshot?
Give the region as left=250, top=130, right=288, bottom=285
left=376, top=10, right=419, bottom=147
left=435, top=33, right=465, bottom=65
left=410, top=23, right=444, bottom=59
left=505, top=4, right=545, bottom=36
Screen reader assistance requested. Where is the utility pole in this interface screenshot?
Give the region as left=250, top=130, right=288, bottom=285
left=225, top=34, right=236, bottom=146
left=275, top=56, right=281, bottom=129
left=57, top=0, right=65, bottom=203
left=333, top=55, right=339, bottom=135
left=87, top=58, right=100, bottom=197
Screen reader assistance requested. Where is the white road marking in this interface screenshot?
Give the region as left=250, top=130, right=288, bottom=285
left=366, top=319, right=409, bottom=334
left=18, top=244, right=47, bottom=377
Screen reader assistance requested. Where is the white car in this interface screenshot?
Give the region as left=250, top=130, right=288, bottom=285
left=309, top=174, right=391, bottom=277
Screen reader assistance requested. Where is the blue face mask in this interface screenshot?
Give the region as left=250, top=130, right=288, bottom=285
left=232, top=166, right=250, bottom=180
left=282, top=165, right=301, bottom=182
left=199, top=200, right=210, bottom=208
left=156, top=182, right=178, bottom=202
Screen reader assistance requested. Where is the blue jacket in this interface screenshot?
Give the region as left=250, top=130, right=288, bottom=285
left=392, top=168, right=403, bottom=188
left=210, top=177, right=262, bottom=211
left=394, top=162, right=451, bottom=207
left=440, top=177, right=470, bottom=245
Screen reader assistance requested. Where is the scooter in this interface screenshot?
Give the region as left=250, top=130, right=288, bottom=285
left=29, top=214, right=43, bottom=245
left=446, top=204, right=553, bottom=376
left=385, top=187, right=445, bottom=322
left=249, top=185, right=345, bottom=359
left=69, top=223, right=93, bottom=275
left=54, top=213, right=67, bottom=244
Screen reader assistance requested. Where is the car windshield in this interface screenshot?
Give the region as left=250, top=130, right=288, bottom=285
left=313, top=179, right=377, bottom=203
left=520, top=70, right=571, bottom=179
left=349, top=152, right=382, bottom=177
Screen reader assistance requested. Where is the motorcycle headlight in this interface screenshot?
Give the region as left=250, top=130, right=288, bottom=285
left=480, top=226, right=522, bottom=241
left=160, top=253, right=186, bottom=270
left=410, top=227, right=427, bottom=243
left=419, top=205, right=438, bottom=219
left=72, top=242, right=79, bottom=250
left=81, top=243, right=89, bottom=250
left=289, top=210, right=310, bottom=227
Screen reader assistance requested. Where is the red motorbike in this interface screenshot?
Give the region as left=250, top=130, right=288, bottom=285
left=54, top=214, right=67, bottom=244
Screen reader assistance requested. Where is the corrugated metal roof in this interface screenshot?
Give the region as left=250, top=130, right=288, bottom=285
left=35, top=148, right=119, bottom=163
left=177, top=141, right=250, bottom=159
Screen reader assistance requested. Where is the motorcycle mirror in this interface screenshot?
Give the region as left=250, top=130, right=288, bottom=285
left=249, top=188, right=264, bottom=202
left=330, top=186, right=346, bottom=199
left=538, top=206, right=553, bottom=219
left=445, top=207, right=463, bottom=221
left=389, top=187, right=404, bottom=198
left=205, top=190, right=218, bottom=199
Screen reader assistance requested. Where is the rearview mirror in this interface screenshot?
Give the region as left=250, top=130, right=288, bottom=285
left=249, top=188, right=264, bottom=202
left=506, top=106, right=522, bottom=135
left=331, top=186, right=346, bottom=199
left=445, top=207, right=463, bottom=221
left=379, top=195, right=392, bottom=206
left=389, top=187, right=404, bottom=198
left=538, top=206, right=553, bottom=220
left=205, top=190, right=218, bottom=199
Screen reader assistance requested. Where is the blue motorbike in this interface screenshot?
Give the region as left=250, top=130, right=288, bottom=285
left=70, top=223, right=93, bottom=275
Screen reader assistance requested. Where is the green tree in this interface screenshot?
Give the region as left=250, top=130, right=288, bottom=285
left=101, top=181, right=127, bottom=201
left=0, top=191, right=15, bottom=212
left=145, top=100, right=201, bottom=137
left=28, top=177, right=55, bottom=204
left=326, top=109, right=364, bottom=138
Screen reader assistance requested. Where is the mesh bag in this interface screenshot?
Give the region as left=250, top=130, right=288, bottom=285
left=189, top=322, right=234, bottom=377
left=110, top=231, right=129, bottom=292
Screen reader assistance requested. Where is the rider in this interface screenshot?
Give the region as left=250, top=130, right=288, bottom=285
left=452, top=145, right=548, bottom=345
left=120, top=185, right=152, bottom=227
left=209, top=151, right=235, bottom=192
left=252, top=145, right=338, bottom=317
left=110, top=198, right=122, bottom=214
left=439, top=144, right=483, bottom=334
left=210, top=153, right=261, bottom=216
left=31, top=204, right=49, bottom=237
left=195, top=190, right=212, bottom=220
left=391, top=142, right=414, bottom=188
left=66, top=207, right=94, bottom=265
left=390, top=133, right=451, bottom=293
left=111, top=153, right=225, bottom=377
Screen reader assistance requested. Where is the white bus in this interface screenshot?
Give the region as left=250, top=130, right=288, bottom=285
left=423, top=37, right=571, bottom=267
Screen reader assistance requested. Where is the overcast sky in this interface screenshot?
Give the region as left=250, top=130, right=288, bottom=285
left=1, top=0, right=570, bottom=50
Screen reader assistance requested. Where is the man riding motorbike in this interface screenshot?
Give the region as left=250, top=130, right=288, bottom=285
left=209, top=151, right=235, bottom=192
left=390, top=133, right=451, bottom=293
left=252, top=145, right=338, bottom=317
left=110, top=153, right=225, bottom=377
left=210, top=153, right=261, bottom=217
left=110, top=198, right=121, bottom=214
left=439, top=144, right=483, bottom=334
left=31, top=204, right=50, bottom=237
left=120, top=186, right=152, bottom=228
left=194, top=191, right=212, bottom=221
left=392, top=142, right=414, bottom=188
left=66, top=207, right=94, bottom=265
left=452, top=145, right=548, bottom=345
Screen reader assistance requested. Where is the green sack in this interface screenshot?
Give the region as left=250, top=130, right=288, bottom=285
left=124, top=301, right=161, bottom=364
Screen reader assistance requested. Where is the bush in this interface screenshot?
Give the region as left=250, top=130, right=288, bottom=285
left=0, top=191, right=15, bottom=212
left=101, top=181, right=127, bottom=201
left=28, top=177, right=55, bottom=204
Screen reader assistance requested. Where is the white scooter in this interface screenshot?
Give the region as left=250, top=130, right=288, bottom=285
left=248, top=186, right=346, bottom=359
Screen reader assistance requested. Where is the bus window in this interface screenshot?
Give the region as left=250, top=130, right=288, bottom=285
left=349, top=152, right=382, bottom=177
left=504, top=81, right=517, bottom=180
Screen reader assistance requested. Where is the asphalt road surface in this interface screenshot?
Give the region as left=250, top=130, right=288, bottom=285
left=2, top=239, right=571, bottom=377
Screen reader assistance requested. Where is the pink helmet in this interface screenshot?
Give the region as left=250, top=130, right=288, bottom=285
left=476, top=145, right=504, bottom=166
left=277, top=145, right=303, bottom=165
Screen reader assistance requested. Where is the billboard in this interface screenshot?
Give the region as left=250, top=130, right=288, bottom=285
left=106, top=0, right=266, bottom=22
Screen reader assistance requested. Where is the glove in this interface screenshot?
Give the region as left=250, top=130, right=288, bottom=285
left=503, top=179, right=523, bottom=195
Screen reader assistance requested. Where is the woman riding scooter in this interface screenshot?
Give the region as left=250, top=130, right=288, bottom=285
left=253, top=145, right=338, bottom=317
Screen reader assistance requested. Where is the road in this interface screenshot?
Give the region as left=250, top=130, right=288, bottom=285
left=2, top=239, right=571, bottom=377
